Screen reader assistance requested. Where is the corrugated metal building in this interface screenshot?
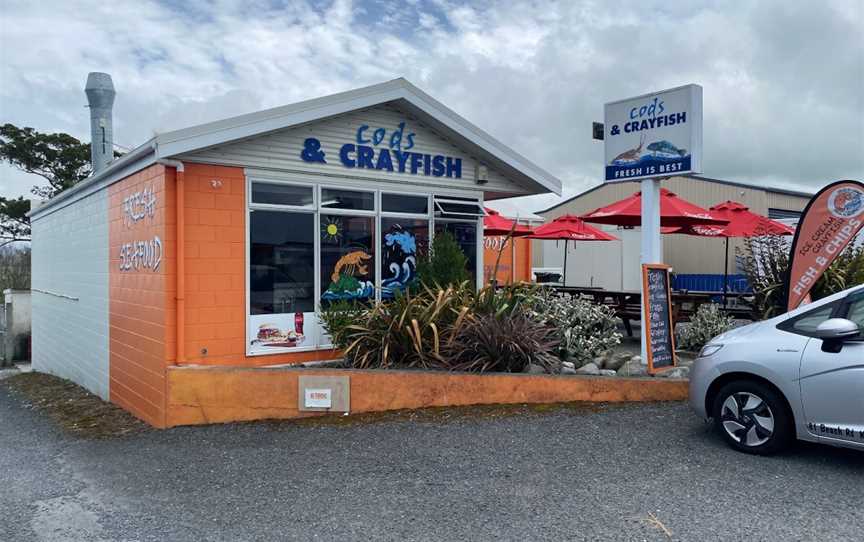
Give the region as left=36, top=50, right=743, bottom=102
left=534, top=176, right=812, bottom=290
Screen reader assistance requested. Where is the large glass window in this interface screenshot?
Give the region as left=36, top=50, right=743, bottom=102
left=249, top=211, right=315, bottom=314
left=321, top=188, right=375, bottom=211
left=382, top=193, right=428, bottom=214
left=320, top=214, right=376, bottom=307
left=435, top=221, right=477, bottom=281
left=251, top=182, right=314, bottom=207
left=381, top=217, right=429, bottom=298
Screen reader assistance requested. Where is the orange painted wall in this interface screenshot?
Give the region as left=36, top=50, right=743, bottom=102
left=166, top=366, right=689, bottom=427
left=483, top=236, right=533, bottom=284
left=180, top=163, right=337, bottom=367
left=108, top=164, right=175, bottom=428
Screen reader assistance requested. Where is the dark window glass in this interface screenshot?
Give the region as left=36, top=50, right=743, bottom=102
left=382, top=193, right=429, bottom=214
left=845, top=297, right=864, bottom=332
left=434, top=199, right=485, bottom=218
left=249, top=211, right=314, bottom=314
left=251, top=182, right=314, bottom=207
left=435, top=221, right=477, bottom=281
left=320, top=214, right=375, bottom=307
left=321, top=188, right=374, bottom=211
left=790, top=305, right=836, bottom=335
left=381, top=218, right=429, bottom=298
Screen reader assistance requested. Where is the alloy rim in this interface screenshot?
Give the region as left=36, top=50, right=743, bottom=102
left=720, top=392, right=775, bottom=447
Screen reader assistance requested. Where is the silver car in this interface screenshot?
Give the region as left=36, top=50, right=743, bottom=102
left=690, top=284, right=864, bottom=454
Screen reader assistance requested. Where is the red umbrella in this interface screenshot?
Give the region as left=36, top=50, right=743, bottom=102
left=582, top=188, right=730, bottom=228
left=483, top=208, right=534, bottom=237
left=527, top=215, right=618, bottom=287
left=669, top=201, right=794, bottom=304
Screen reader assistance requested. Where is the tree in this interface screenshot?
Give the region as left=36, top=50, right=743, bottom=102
left=415, top=231, right=471, bottom=288
left=0, top=123, right=95, bottom=242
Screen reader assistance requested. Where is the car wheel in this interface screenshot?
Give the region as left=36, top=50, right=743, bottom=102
left=712, top=380, right=793, bottom=455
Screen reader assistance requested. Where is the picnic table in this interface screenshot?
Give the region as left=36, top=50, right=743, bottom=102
left=551, top=286, right=747, bottom=336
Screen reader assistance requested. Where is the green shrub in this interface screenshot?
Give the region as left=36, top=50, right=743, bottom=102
left=415, top=231, right=470, bottom=289
left=529, top=289, right=622, bottom=364
left=318, top=299, right=367, bottom=349
left=676, top=303, right=734, bottom=351
left=440, top=310, right=559, bottom=373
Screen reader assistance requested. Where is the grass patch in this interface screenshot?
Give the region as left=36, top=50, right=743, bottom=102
left=2, top=372, right=150, bottom=439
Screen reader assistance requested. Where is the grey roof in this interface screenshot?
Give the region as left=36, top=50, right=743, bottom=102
left=31, top=78, right=562, bottom=219
left=537, top=175, right=814, bottom=215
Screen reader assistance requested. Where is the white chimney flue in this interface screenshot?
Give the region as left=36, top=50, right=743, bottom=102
left=85, top=72, right=115, bottom=174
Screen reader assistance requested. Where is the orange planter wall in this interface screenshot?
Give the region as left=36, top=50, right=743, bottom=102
left=166, top=366, right=689, bottom=427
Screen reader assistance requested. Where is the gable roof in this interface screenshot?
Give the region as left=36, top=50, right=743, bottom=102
left=31, top=78, right=561, bottom=219
left=537, top=175, right=814, bottom=215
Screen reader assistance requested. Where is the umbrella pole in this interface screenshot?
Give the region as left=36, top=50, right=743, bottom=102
left=723, top=238, right=729, bottom=308
left=562, top=240, right=568, bottom=289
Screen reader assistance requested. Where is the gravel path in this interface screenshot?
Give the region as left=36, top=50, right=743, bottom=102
left=2, top=384, right=862, bottom=541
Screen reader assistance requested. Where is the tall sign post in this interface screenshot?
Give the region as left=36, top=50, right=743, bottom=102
left=603, top=84, right=703, bottom=364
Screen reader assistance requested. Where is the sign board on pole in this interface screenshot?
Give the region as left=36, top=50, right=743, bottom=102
left=642, top=264, right=677, bottom=374
left=604, top=85, right=702, bottom=183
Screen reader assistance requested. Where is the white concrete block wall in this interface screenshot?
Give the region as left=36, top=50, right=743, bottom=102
left=31, top=190, right=110, bottom=399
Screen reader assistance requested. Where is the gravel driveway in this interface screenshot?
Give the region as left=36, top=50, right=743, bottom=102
left=2, top=383, right=862, bottom=541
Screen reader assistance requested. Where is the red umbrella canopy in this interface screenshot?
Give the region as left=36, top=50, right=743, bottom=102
left=483, top=208, right=534, bottom=237
left=671, top=201, right=795, bottom=237
left=582, top=188, right=730, bottom=228
left=528, top=214, right=619, bottom=241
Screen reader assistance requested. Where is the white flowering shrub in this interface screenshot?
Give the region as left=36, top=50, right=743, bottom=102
left=677, top=303, right=734, bottom=351
left=528, top=289, right=622, bottom=364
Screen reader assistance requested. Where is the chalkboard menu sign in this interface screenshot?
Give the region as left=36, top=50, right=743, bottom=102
left=642, top=264, right=677, bottom=373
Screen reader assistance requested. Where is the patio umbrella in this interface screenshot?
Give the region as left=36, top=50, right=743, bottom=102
left=483, top=208, right=534, bottom=237
left=670, top=201, right=794, bottom=304
left=527, top=215, right=618, bottom=287
left=582, top=188, right=730, bottom=228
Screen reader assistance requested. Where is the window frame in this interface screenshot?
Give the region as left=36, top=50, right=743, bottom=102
left=246, top=175, right=484, bottom=355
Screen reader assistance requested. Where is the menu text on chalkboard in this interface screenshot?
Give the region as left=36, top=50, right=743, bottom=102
left=642, top=264, right=677, bottom=373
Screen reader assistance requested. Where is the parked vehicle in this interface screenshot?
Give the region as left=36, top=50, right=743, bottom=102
left=690, top=284, right=864, bottom=454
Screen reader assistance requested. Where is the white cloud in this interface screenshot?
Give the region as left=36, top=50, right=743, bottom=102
left=1, top=0, right=862, bottom=214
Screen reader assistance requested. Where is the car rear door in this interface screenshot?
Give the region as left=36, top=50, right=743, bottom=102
left=799, top=291, right=864, bottom=449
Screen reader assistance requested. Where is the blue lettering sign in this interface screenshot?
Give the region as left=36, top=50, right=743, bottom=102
left=300, top=138, right=326, bottom=163
left=339, top=143, right=356, bottom=167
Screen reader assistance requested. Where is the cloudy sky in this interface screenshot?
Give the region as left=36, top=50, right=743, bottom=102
left=1, top=0, right=862, bottom=214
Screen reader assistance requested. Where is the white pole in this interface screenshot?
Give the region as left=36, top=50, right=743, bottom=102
left=640, top=178, right=663, bottom=364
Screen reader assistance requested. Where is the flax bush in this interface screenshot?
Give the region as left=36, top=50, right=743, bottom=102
left=528, top=288, right=622, bottom=365
left=676, top=303, right=734, bottom=351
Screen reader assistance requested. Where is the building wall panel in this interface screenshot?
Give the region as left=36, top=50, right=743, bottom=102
left=31, top=190, right=110, bottom=399
left=108, top=164, right=174, bottom=427
left=180, top=104, right=525, bottom=197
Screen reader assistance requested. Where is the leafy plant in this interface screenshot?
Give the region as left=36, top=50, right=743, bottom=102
left=676, top=303, right=734, bottom=351
left=318, top=299, right=367, bottom=349
left=0, top=246, right=30, bottom=291
left=528, top=288, right=622, bottom=364
left=440, top=310, right=559, bottom=373
left=415, top=231, right=470, bottom=289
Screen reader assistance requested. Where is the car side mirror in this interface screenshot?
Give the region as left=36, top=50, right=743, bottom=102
left=814, top=318, right=860, bottom=340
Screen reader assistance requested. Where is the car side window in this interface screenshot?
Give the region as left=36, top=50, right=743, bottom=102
left=787, top=305, right=836, bottom=336
left=844, top=297, right=864, bottom=336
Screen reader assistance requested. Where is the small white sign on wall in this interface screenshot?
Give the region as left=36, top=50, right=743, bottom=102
left=304, top=388, right=332, bottom=409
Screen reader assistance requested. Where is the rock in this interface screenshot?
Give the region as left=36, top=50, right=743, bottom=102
left=561, top=366, right=577, bottom=375
left=657, top=366, right=690, bottom=379
left=617, top=359, right=648, bottom=377
left=524, top=363, right=546, bottom=375
left=598, top=369, right=617, bottom=377
left=575, top=362, right=600, bottom=375
left=604, top=352, right=631, bottom=371
left=631, top=355, right=643, bottom=365
left=561, top=361, right=575, bottom=370
left=592, top=351, right=611, bottom=368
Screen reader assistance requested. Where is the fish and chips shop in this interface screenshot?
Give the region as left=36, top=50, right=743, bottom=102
left=29, top=75, right=561, bottom=427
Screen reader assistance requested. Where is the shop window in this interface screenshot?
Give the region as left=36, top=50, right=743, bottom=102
left=435, top=221, right=477, bottom=280
left=433, top=197, right=485, bottom=219
left=248, top=211, right=316, bottom=352
left=382, top=193, right=428, bottom=214
left=381, top=218, right=429, bottom=298
left=320, top=214, right=376, bottom=306
left=321, top=188, right=375, bottom=211
left=251, top=182, right=314, bottom=207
